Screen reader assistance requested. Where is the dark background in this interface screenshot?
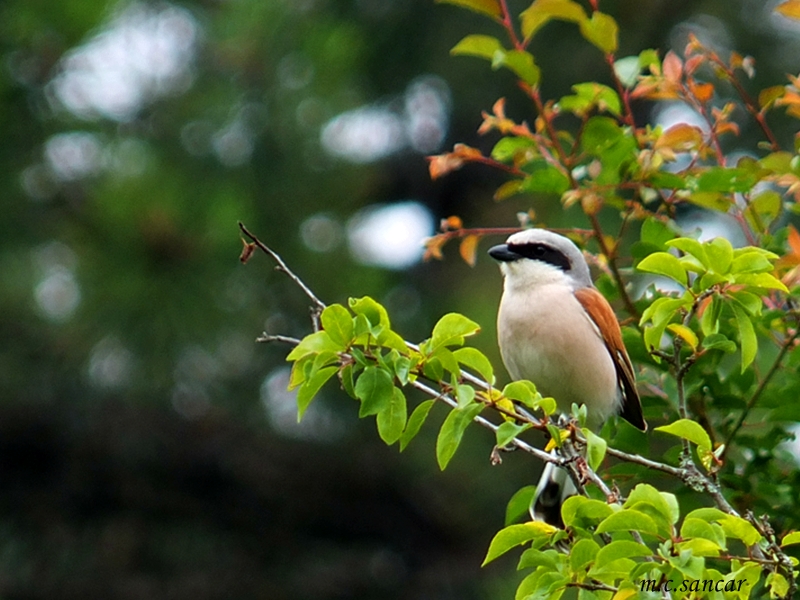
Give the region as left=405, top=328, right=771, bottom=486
left=2, top=0, right=798, bottom=597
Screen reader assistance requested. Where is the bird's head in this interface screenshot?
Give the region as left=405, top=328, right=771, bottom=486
left=488, top=229, right=592, bottom=292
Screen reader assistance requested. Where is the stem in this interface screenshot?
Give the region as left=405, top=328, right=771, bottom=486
left=588, top=213, right=640, bottom=319
left=705, top=54, right=781, bottom=152
left=497, top=0, right=524, bottom=50
left=605, top=54, right=637, bottom=129
left=720, top=326, right=800, bottom=462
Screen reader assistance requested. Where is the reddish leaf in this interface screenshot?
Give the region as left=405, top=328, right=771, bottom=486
left=662, top=51, right=683, bottom=84
left=459, top=235, right=481, bottom=266
left=239, top=239, right=256, bottom=264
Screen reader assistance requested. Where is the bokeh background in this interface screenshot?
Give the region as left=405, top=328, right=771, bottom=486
left=2, top=0, right=799, bottom=598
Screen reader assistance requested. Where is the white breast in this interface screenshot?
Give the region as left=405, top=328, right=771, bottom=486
left=497, top=282, right=620, bottom=428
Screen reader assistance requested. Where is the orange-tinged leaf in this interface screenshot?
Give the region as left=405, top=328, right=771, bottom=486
left=776, top=0, right=800, bottom=19
left=427, top=144, right=484, bottom=179
left=428, top=154, right=464, bottom=179
left=689, top=81, right=714, bottom=103
left=655, top=123, right=704, bottom=152
left=663, top=51, right=683, bottom=84
left=441, top=215, right=464, bottom=231
left=423, top=235, right=448, bottom=261
left=789, top=225, right=800, bottom=254
left=459, top=235, right=480, bottom=266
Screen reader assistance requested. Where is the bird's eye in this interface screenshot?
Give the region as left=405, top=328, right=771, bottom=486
left=532, top=245, right=546, bottom=256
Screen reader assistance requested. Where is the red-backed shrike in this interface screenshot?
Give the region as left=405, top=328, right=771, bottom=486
left=489, top=229, right=645, bottom=525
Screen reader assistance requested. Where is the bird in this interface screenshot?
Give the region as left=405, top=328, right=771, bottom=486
left=488, top=228, right=645, bottom=526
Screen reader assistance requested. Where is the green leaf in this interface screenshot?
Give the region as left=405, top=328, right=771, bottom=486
left=666, top=237, right=710, bottom=269
left=349, top=296, right=390, bottom=329
left=594, top=541, right=652, bottom=568
left=781, top=531, right=800, bottom=547
left=730, top=251, right=773, bottom=274
left=455, top=383, right=476, bottom=408
left=732, top=303, right=757, bottom=372
left=505, top=485, right=537, bottom=526
left=496, top=421, right=531, bottom=448
left=450, top=34, right=504, bottom=61
left=286, top=330, right=341, bottom=361
left=582, top=428, right=607, bottom=471
left=744, top=190, right=781, bottom=233
left=768, top=573, right=790, bottom=599
left=705, top=238, right=733, bottom=274
left=581, top=116, right=623, bottom=155
left=400, top=399, right=435, bottom=451
left=499, top=50, right=541, bottom=86
left=482, top=521, right=556, bottom=566
left=579, top=11, right=618, bottom=53
left=736, top=272, right=789, bottom=292
left=569, top=538, right=601, bottom=572
left=680, top=517, right=727, bottom=549
left=430, top=313, right=481, bottom=350
left=514, top=562, right=567, bottom=598
left=730, top=290, right=763, bottom=316
left=641, top=217, right=676, bottom=250
left=636, top=252, right=688, bottom=285
left=436, top=402, right=484, bottom=470
left=435, top=0, right=501, bottom=18
left=392, top=353, right=413, bottom=385
left=376, top=386, right=407, bottom=445
left=520, top=0, right=586, bottom=40
left=320, top=304, right=354, bottom=347
left=432, top=346, right=461, bottom=376
left=676, top=537, right=722, bottom=557
left=376, top=327, right=409, bottom=352
left=624, top=484, right=678, bottom=525
left=561, top=496, right=614, bottom=528
left=655, top=418, right=712, bottom=451
left=695, top=167, right=757, bottom=193
left=355, top=366, right=395, bottom=417
left=297, top=366, right=337, bottom=420
left=685, top=192, right=732, bottom=212
left=453, top=347, right=495, bottom=384
left=340, top=363, right=357, bottom=398
left=718, top=515, right=761, bottom=546
left=491, top=136, right=536, bottom=163
left=520, top=162, right=571, bottom=194
left=596, top=509, right=659, bottom=536
left=560, top=82, right=621, bottom=117
left=702, top=333, right=737, bottom=353
left=501, top=380, right=555, bottom=414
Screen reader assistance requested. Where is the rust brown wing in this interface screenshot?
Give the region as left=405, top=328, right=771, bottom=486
left=574, top=287, right=646, bottom=431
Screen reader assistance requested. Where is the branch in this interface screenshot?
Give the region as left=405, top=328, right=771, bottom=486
left=239, top=221, right=327, bottom=327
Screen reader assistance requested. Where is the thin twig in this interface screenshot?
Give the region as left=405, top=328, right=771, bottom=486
left=239, top=221, right=327, bottom=325
left=257, top=333, right=302, bottom=345
left=720, top=326, right=800, bottom=462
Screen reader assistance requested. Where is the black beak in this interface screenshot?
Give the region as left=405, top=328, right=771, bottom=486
left=488, top=244, right=521, bottom=262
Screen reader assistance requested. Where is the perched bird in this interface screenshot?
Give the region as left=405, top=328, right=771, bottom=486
left=488, top=229, right=645, bottom=525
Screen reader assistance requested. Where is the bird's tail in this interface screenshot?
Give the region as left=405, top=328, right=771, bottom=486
left=531, top=453, right=576, bottom=528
